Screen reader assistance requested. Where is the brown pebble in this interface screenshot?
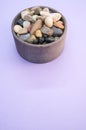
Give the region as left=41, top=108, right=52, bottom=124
left=30, top=19, right=42, bottom=34
left=54, top=21, right=64, bottom=29
left=41, top=26, right=53, bottom=36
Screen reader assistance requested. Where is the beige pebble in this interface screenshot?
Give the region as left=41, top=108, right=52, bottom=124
left=40, top=11, right=50, bottom=17
left=35, top=30, right=42, bottom=37
left=45, top=17, right=53, bottom=27
left=17, top=28, right=28, bottom=34
left=21, top=10, right=30, bottom=19
left=51, top=13, right=62, bottom=22
left=23, top=21, right=30, bottom=28
left=43, top=8, right=50, bottom=12
left=30, top=19, right=42, bottom=35
left=13, top=25, right=22, bottom=33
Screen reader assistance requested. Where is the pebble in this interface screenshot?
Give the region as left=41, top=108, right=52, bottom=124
left=13, top=25, right=23, bottom=33
left=23, top=21, right=30, bottom=29
left=34, top=7, right=42, bottom=15
left=43, top=8, right=50, bottom=12
left=41, top=26, right=53, bottom=36
left=38, top=37, right=44, bottom=44
left=23, top=15, right=35, bottom=22
left=45, top=37, right=55, bottom=43
left=17, top=19, right=24, bottom=27
left=35, top=30, right=42, bottom=37
left=51, top=13, right=62, bottom=22
left=52, top=26, right=63, bottom=36
left=54, top=21, right=64, bottom=29
left=25, top=35, right=38, bottom=44
left=45, top=17, right=53, bottom=27
left=30, top=19, right=42, bottom=34
left=40, top=11, right=50, bottom=17
left=21, top=10, right=30, bottom=19
left=17, top=33, right=30, bottom=41
left=18, top=28, right=28, bottom=34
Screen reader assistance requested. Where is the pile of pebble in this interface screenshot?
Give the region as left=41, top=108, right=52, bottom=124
left=13, top=6, right=65, bottom=44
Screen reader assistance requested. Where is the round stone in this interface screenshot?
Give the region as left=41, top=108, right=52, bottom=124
left=52, top=27, right=63, bottom=36
left=17, top=33, right=30, bottom=41
left=13, top=25, right=23, bottom=33
left=45, top=17, right=53, bottom=27
left=45, top=37, right=55, bottom=43
left=38, top=37, right=44, bottom=44
left=21, top=10, right=30, bottom=19
left=35, top=30, right=42, bottom=38
left=23, top=21, right=30, bottom=29
left=41, top=26, right=53, bottom=36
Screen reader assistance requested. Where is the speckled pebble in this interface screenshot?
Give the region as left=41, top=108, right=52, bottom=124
left=52, top=26, right=63, bottom=36
left=41, top=26, right=53, bottom=36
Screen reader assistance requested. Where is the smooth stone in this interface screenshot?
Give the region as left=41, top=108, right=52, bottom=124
left=55, top=37, right=60, bottom=41
left=23, top=15, right=35, bottom=22
left=30, top=19, right=42, bottom=35
left=43, top=8, right=50, bottom=12
left=18, top=28, right=28, bottom=34
left=45, top=37, right=55, bottom=43
left=17, top=19, right=24, bottom=27
left=41, top=26, right=53, bottom=36
left=40, top=11, right=50, bottom=17
left=21, top=10, right=30, bottom=19
left=45, top=17, right=53, bottom=27
left=35, top=30, right=42, bottom=38
left=25, top=35, right=38, bottom=44
left=54, top=21, right=64, bottom=29
left=23, top=21, right=30, bottom=29
left=32, top=15, right=38, bottom=21
left=34, top=7, right=42, bottom=15
left=17, top=33, right=30, bottom=41
left=13, top=25, right=23, bottom=33
left=38, top=37, right=44, bottom=44
left=51, top=13, right=62, bottom=22
left=52, top=26, right=63, bottom=37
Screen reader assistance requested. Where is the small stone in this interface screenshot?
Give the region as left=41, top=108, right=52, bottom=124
left=21, top=10, right=30, bottom=19
left=17, top=33, right=30, bottom=41
left=41, top=26, right=53, bottom=36
left=52, top=26, right=63, bottom=37
left=35, top=7, right=42, bottom=15
left=35, top=30, right=42, bottom=38
left=45, top=17, right=53, bottom=27
left=40, top=11, right=50, bottom=17
left=30, top=19, right=42, bottom=35
left=17, top=19, right=24, bottom=27
left=54, top=21, right=64, bottom=29
left=55, top=37, right=60, bottom=41
left=13, top=25, right=23, bottom=33
left=25, top=35, right=38, bottom=44
left=23, top=21, right=30, bottom=29
left=38, top=37, right=44, bottom=44
left=45, top=37, right=55, bottom=43
left=43, top=8, right=50, bottom=12
left=51, top=13, right=62, bottom=22
left=23, top=15, right=35, bottom=22
left=18, top=28, right=28, bottom=34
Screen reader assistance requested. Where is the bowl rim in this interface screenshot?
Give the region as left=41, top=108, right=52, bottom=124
left=11, top=6, right=67, bottom=48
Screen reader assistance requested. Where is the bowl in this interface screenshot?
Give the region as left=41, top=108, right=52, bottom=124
left=11, top=6, right=67, bottom=63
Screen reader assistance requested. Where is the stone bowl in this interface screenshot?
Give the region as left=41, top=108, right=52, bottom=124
left=11, top=6, right=67, bottom=63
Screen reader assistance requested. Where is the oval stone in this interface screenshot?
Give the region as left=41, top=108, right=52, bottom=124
left=17, top=33, right=30, bottom=41
left=23, top=21, right=30, bottom=29
left=45, top=17, right=53, bottom=27
left=13, top=25, right=23, bottom=33
left=52, top=26, right=63, bottom=37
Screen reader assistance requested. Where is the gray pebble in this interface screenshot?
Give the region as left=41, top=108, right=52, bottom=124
left=17, top=33, right=30, bottom=41
left=52, top=27, right=63, bottom=37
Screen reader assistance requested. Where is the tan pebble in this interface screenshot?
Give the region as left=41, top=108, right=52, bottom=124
left=43, top=8, right=50, bottom=12
left=32, top=15, right=38, bottom=21
left=54, top=21, right=64, bottom=29
left=51, top=13, right=62, bottom=21
left=13, top=25, right=22, bottom=33
left=21, top=10, right=30, bottom=19
left=30, top=19, right=42, bottom=35
left=40, top=11, right=50, bottom=17
left=23, top=21, right=30, bottom=28
left=18, top=28, right=28, bottom=34
left=45, top=17, right=53, bottom=27
left=35, top=30, right=42, bottom=37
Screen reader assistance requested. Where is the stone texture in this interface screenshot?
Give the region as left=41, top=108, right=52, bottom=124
left=51, top=13, right=62, bottom=22
left=30, top=19, right=42, bottom=34
left=41, top=26, right=53, bottom=36
left=13, top=25, right=23, bottom=33
left=45, top=17, right=53, bottom=27
left=52, top=26, right=63, bottom=36
left=23, top=21, right=30, bottom=29
left=54, top=21, right=64, bottom=29
left=25, top=35, right=38, bottom=44
left=17, top=19, right=24, bottom=27
left=17, top=33, right=30, bottom=41
left=35, top=30, right=42, bottom=37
